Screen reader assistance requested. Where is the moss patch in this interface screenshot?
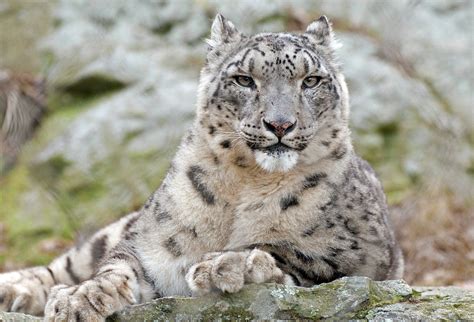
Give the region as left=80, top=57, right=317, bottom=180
left=59, top=75, right=127, bottom=96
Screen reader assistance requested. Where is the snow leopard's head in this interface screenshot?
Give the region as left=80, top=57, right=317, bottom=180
left=197, top=14, right=350, bottom=172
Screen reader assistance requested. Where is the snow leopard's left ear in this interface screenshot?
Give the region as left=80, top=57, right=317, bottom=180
left=207, top=14, right=242, bottom=48
left=305, top=16, right=340, bottom=50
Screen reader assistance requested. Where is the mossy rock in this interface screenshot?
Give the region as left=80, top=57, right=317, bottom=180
left=1, top=277, right=472, bottom=321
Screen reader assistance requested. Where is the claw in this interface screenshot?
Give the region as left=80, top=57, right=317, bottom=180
left=11, top=293, right=29, bottom=312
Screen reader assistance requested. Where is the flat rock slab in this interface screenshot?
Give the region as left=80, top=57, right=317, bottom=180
left=1, top=277, right=472, bottom=321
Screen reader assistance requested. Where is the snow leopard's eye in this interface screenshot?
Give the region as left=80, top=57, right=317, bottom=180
left=234, top=75, right=255, bottom=88
left=302, top=76, right=323, bottom=89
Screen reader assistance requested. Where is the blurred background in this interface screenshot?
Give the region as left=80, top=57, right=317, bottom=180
left=0, top=0, right=472, bottom=287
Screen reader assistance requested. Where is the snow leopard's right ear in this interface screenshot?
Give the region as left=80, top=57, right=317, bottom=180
left=207, top=14, right=242, bottom=48
left=305, top=16, right=341, bottom=50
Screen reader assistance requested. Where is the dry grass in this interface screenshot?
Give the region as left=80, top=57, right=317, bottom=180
left=391, top=188, right=474, bottom=287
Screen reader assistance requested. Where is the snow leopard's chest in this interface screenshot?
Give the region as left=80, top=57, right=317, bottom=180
left=221, top=179, right=333, bottom=250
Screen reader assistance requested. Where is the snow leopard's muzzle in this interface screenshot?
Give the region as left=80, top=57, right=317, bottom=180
left=240, top=116, right=313, bottom=172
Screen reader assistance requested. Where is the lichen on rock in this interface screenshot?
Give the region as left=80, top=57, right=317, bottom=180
left=1, top=277, right=472, bottom=321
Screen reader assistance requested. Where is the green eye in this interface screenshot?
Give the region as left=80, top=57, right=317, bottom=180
left=234, top=75, right=255, bottom=88
left=302, top=76, right=323, bottom=89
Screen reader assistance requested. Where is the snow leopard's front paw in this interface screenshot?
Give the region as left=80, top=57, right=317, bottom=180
left=0, top=281, right=36, bottom=314
left=44, top=283, right=106, bottom=322
left=244, top=248, right=287, bottom=284
left=186, top=251, right=245, bottom=295
left=186, top=249, right=290, bottom=295
left=44, top=278, right=136, bottom=321
left=0, top=269, right=51, bottom=315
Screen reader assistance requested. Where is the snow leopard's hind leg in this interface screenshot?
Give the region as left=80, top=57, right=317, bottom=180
left=0, top=212, right=140, bottom=316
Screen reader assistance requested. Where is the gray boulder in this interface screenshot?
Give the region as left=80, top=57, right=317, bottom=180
left=1, top=277, right=472, bottom=321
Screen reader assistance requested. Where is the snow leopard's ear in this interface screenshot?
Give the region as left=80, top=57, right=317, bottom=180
left=207, top=14, right=242, bottom=48
left=305, top=16, right=340, bottom=50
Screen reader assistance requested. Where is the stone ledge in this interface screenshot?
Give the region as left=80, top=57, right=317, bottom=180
left=1, top=277, right=472, bottom=321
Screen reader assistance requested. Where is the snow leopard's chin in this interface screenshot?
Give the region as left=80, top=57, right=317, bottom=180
left=254, top=148, right=299, bottom=172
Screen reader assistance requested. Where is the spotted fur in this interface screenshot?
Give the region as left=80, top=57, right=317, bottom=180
left=0, top=15, right=403, bottom=320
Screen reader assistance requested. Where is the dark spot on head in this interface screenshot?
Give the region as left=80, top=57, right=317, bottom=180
left=321, top=140, right=330, bottom=147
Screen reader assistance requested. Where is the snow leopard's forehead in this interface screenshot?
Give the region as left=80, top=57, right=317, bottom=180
left=218, top=32, right=336, bottom=81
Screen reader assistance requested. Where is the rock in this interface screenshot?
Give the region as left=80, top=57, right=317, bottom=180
left=35, top=70, right=197, bottom=172
left=1, top=277, right=472, bottom=321
left=109, top=278, right=474, bottom=320
left=366, top=286, right=474, bottom=320
left=0, top=311, right=42, bottom=322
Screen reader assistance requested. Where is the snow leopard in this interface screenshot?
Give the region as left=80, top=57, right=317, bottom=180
left=0, top=15, right=403, bottom=320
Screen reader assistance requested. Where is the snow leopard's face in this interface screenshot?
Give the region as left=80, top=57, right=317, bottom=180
left=198, top=15, right=349, bottom=172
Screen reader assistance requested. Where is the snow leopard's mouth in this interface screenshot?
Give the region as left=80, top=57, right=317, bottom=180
left=246, top=141, right=304, bottom=154
left=262, top=142, right=292, bottom=154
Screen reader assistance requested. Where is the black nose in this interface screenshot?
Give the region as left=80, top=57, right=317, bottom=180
left=263, top=118, right=296, bottom=138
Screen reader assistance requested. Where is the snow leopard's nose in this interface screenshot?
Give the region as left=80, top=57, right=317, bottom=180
left=262, top=118, right=296, bottom=138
